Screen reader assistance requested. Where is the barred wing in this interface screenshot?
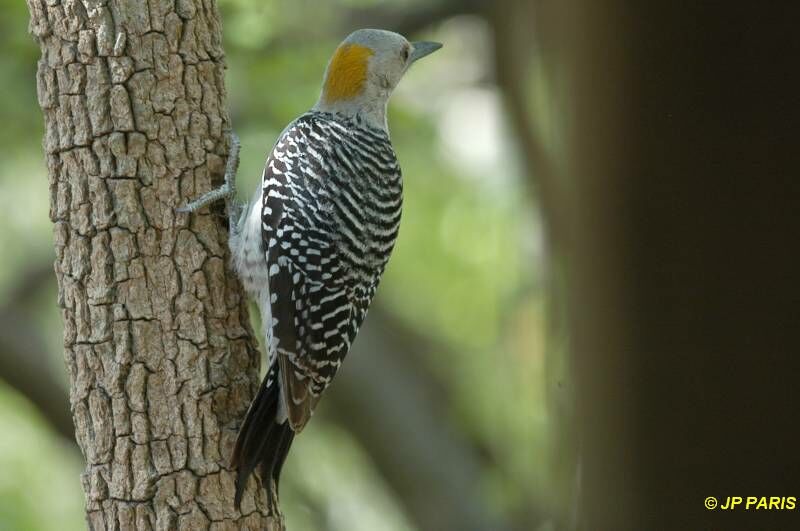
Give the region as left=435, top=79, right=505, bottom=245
left=261, top=115, right=361, bottom=431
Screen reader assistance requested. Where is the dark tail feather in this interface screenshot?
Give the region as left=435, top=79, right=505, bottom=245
left=260, top=422, right=294, bottom=499
left=231, top=367, right=295, bottom=510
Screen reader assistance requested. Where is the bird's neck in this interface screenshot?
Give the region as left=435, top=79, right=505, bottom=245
left=313, top=94, right=389, bottom=132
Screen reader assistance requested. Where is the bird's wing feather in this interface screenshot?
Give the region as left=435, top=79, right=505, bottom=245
left=261, top=114, right=356, bottom=431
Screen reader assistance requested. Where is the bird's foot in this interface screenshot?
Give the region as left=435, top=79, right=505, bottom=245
left=177, top=131, right=241, bottom=214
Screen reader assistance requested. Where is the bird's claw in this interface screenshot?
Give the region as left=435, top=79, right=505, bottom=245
left=177, top=132, right=241, bottom=214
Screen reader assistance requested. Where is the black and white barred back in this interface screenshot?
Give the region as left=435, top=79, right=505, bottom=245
left=264, top=110, right=402, bottom=416
left=230, top=111, right=402, bottom=507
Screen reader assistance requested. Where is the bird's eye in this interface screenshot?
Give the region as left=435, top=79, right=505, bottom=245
left=402, top=48, right=410, bottom=61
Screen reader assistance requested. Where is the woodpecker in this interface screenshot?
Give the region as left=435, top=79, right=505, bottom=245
left=178, top=29, right=442, bottom=509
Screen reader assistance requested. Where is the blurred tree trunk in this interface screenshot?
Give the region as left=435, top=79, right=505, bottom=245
left=491, top=1, right=797, bottom=529
left=532, top=2, right=798, bottom=530
left=26, top=1, right=281, bottom=529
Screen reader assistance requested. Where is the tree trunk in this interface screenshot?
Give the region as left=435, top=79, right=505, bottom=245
left=26, top=1, right=282, bottom=529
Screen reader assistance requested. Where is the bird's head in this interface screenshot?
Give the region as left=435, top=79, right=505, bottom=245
left=314, top=29, right=442, bottom=129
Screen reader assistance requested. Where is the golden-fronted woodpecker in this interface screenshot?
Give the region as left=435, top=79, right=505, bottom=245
left=179, top=29, right=442, bottom=509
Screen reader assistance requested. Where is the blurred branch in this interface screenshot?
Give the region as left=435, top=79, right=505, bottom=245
left=488, top=3, right=579, bottom=528
left=0, top=262, right=74, bottom=443
left=489, top=0, right=569, bottom=253
left=0, top=313, right=74, bottom=442
left=4, top=260, right=53, bottom=307
left=341, top=0, right=479, bottom=36
left=323, top=305, right=521, bottom=531
left=255, top=0, right=479, bottom=56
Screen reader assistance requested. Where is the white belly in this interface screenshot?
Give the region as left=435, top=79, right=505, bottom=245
left=230, top=194, right=276, bottom=362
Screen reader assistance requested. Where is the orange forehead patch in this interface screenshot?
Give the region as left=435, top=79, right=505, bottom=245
left=323, top=44, right=374, bottom=104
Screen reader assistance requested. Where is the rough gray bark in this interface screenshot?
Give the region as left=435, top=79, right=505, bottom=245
left=26, top=1, right=282, bottom=529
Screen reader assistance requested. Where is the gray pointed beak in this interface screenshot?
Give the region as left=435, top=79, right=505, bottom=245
left=410, top=41, right=443, bottom=63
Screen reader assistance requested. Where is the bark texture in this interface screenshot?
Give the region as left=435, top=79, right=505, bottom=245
left=26, top=1, right=282, bottom=528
